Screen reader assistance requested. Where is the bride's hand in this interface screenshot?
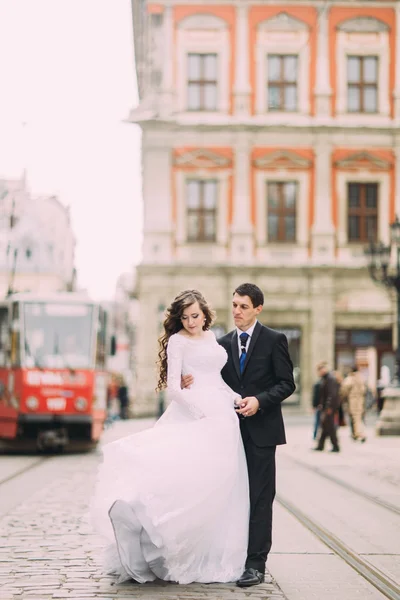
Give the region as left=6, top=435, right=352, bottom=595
left=181, top=374, right=194, bottom=389
left=233, top=394, right=242, bottom=407
left=235, top=396, right=260, bottom=417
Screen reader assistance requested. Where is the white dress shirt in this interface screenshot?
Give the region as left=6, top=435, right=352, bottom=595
left=236, top=321, right=258, bottom=356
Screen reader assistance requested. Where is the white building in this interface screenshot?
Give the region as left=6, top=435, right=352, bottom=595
left=131, top=0, right=398, bottom=416
left=104, top=271, right=139, bottom=394
left=0, top=174, right=76, bottom=295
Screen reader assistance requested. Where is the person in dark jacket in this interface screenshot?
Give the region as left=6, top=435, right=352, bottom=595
left=117, top=376, right=129, bottom=420
left=182, top=283, right=295, bottom=587
left=314, top=361, right=340, bottom=452
left=312, top=377, right=322, bottom=440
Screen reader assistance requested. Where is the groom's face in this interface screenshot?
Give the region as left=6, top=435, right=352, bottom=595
left=232, top=293, right=262, bottom=331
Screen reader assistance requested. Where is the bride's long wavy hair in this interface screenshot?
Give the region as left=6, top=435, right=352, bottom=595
left=156, top=290, right=216, bottom=392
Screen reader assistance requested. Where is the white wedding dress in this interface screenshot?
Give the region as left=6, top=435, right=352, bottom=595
left=91, top=331, right=249, bottom=585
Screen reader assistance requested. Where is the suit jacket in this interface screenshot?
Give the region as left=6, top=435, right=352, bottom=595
left=312, top=380, right=321, bottom=409
left=319, top=373, right=340, bottom=411
left=218, top=322, right=295, bottom=447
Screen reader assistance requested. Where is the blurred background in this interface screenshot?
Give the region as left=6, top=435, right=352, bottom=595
left=0, top=3, right=399, bottom=599
left=0, top=0, right=400, bottom=424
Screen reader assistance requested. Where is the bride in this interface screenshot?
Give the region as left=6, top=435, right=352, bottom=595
left=91, top=289, right=249, bottom=584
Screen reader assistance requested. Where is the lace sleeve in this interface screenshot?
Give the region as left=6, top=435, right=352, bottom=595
left=208, top=330, right=241, bottom=404
left=166, top=335, right=205, bottom=419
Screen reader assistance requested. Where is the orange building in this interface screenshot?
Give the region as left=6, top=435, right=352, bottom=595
left=130, top=0, right=398, bottom=415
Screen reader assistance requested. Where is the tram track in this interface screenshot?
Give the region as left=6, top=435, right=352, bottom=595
left=284, top=454, right=400, bottom=517
left=0, top=457, right=49, bottom=487
left=277, top=493, right=400, bottom=600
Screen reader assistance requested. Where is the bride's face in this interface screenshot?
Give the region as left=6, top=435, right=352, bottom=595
left=180, top=301, right=205, bottom=337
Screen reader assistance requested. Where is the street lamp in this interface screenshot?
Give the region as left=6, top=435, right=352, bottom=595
left=364, top=216, right=400, bottom=435
left=365, top=217, right=400, bottom=381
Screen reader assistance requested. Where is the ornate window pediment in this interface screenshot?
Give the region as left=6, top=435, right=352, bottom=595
left=258, top=12, right=309, bottom=32
left=174, top=149, right=232, bottom=168
left=334, top=151, right=391, bottom=170
left=337, top=17, right=389, bottom=33
left=177, top=14, right=227, bottom=30
left=253, top=150, right=312, bottom=169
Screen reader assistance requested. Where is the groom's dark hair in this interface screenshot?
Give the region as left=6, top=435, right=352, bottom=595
left=234, top=283, right=264, bottom=308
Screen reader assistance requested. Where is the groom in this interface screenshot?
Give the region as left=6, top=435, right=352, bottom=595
left=183, top=283, right=295, bottom=587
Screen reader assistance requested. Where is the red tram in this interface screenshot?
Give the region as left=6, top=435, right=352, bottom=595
left=0, top=292, right=110, bottom=451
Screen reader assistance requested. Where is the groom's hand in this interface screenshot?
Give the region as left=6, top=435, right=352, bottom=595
left=181, top=374, right=194, bottom=389
left=235, top=396, right=260, bottom=417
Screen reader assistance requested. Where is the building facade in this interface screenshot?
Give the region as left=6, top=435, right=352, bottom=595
left=131, top=0, right=399, bottom=415
left=104, top=271, right=139, bottom=395
left=0, top=175, right=76, bottom=295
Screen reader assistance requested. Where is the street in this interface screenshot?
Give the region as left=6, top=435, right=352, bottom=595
left=0, top=415, right=399, bottom=600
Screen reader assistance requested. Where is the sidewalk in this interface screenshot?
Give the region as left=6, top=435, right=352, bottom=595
left=279, top=414, right=400, bottom=507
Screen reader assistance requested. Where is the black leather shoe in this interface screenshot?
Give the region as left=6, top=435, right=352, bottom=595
left=236, top=568, right=265, bottom=587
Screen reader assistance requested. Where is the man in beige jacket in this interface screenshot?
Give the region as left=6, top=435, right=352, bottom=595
left=341, top=366, right=367, bottom=443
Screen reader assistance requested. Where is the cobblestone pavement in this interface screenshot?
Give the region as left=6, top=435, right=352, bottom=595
left=1, top=416, right=399, bottom=600
left=268, top=415, right=400, bottom=600
left=0, top=419, right=287, bottom=600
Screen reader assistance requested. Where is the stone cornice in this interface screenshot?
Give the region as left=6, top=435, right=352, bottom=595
left=258, top=12, right=309, bottom=32
left=253, top=149, right=312, bottom=169
left=334, top=151, right=392, bottom=170
left=173, top=148, right=232, bottom=168
left=337, top=16, right=390, bottom=32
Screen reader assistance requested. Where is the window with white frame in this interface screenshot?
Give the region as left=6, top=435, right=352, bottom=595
left=347, top=182, right=378, bottom=242
left=176, top=14, right=229, bottom=114
left=186, top=179, right=218, bottom=242
left=347, top=56, right=378, bottom=113
left=268, top=55, right=298, bottom=111
left=267, top=182, right=297, bottom=242
left=336, top=17, right=389, bottom=117
left=256, top=13, right=310, bottom=115
left=187, top=53, right=218, bottom=111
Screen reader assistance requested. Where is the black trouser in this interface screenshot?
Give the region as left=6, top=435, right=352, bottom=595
left=119, top=399, right=129, bottom=420
left=243, top=436, right=276, bottom=573
left=317, top=411, right=339, bottom=450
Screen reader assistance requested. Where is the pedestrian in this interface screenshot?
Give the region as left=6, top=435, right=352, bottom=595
left=183, top=282, right=295, bottom=587
left=334, top=370, right=346, bottom=427
left=311, top=377, right=322, bottom=441
left=105, top=374, right=119, bottom=425
left=341, top=365, right=367, bottom=443
left=377, top=365, right=390, bottom=413
left=117, top=376, right=129, bottom=420
left=314, top=361, right=340, bottom=452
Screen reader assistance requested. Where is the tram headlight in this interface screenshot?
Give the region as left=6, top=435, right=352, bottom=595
left=75, top=397, right=88, bottom=411
left=26, top=396, right=39, bottom=411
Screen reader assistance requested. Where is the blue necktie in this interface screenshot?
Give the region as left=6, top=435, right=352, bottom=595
left=239, top=332, right=249, bottom=374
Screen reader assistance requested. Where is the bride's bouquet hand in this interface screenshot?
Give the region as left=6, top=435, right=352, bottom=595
left=181, top=374, right=194, bottom=389
left=233, top=396, right=244, bottom=408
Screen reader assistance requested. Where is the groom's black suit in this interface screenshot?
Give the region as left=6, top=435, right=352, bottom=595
left=218, top=321, right=295, bottom=573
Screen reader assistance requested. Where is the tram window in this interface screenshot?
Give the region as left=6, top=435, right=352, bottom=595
left=0, top=307, right=9, bottom=367
left=9, top=303, right=21, bottom=366
left=10, top=330, right=21, bottom=367
left=12, top=302, right=19, bottom=320
left=95, top=309, right=107, bottom=369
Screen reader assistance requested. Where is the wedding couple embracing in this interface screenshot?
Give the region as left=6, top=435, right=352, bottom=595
left=92, top=283, right=295, bottom=587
